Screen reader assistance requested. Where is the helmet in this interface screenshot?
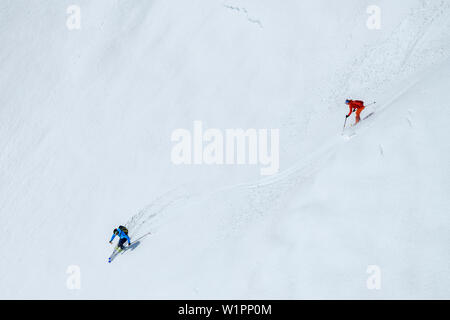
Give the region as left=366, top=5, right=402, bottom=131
left=345, top=99, right=351, bottom=104
left=114, top=229, right=119, bottom=235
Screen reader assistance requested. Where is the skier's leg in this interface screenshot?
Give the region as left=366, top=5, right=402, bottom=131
left=355, top=107, right=364, bottom=124
left=118, top=238, right=126, bottom=249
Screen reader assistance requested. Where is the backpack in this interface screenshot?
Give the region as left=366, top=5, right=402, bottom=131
left=118, top=225, right=128, bottom=235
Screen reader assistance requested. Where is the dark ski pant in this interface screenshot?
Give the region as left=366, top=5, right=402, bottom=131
left=118, top=237, right=128, bottom=249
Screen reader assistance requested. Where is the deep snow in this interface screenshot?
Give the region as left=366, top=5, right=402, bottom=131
left=0, top=0, right=449, bottom=298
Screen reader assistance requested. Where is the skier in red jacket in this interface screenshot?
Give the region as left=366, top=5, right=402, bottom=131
left=345, top=99, right=365, bottom=124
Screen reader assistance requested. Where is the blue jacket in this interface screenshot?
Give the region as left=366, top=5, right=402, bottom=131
left=110, top=228, right=131, bottom=244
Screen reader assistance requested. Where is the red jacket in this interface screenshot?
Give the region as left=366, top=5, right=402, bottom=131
left=347, top=100, right=364, bottom=117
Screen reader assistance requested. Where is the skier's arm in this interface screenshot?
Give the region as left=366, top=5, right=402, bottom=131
left=110, top=233, right=116, bottom=242
left=346, top=105, right=353, bottom=117
left=125, top=233, right=131, bottom=245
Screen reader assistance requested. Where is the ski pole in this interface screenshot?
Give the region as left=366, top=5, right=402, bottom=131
left=342, top=116, right=348, bottom=133
left=366, top=101, right=376, bottom=107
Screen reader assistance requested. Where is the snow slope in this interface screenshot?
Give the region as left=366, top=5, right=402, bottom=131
left=0, top=0, right=449, bottom=298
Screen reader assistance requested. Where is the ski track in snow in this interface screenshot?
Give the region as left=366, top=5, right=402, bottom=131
left=125, top=186, right=194, bottom=239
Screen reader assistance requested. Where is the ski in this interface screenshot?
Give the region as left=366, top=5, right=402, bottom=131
left=108, top=246, right=122, bottom=263
left=363, top=112, right=374, bottom=120
left=351, top=112, right=374, bottom=127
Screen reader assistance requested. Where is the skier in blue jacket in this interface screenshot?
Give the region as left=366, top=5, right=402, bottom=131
left=109, top=226, right=131, bottom=250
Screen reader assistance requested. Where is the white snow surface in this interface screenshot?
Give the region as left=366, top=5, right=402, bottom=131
left=0, top=0, right=449, bottom=299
